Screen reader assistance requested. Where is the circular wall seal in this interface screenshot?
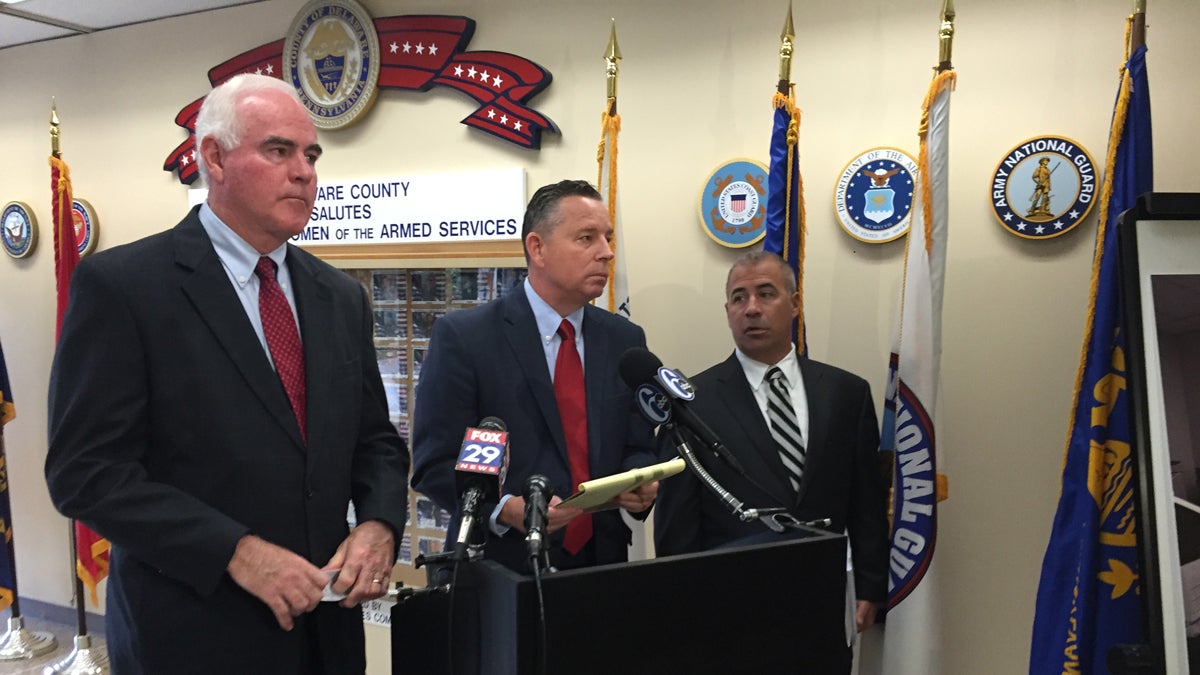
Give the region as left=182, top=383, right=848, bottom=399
left=833, top=147, right=918, bottom=244
left=989, top=135, right=1098, bottom=240
left=73, top=199, right=99, bottom=257
left=698, top=159, right=768, bottom=248
left=284, top=0, right=381, bottom=130
left=2, top=201, right=37, bottom=259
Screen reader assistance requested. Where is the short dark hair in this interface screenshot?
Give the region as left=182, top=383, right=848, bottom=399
left=726, top=250, right=797, bottom=295
left=521, top=180, right=603, bottom=262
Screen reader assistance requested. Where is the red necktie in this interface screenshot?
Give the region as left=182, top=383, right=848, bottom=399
left=554, top=319, right=591, bottom=554
left=255, top=256, right=307, bottom=443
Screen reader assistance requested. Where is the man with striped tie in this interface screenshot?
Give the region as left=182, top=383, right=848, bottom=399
left=654, top=251, right=887, bottom=665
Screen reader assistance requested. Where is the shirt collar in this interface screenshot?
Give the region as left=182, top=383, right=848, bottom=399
left=523, top=277, right=584, bottom=344
left=199, top=203, right=288, bottom=287
left=734, top=346, right=801, bottom=391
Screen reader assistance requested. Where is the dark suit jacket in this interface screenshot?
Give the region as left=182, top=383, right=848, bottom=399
left=654, top=353, right=888, bottom=603
left=45, top=207, right=410, bottom=674
left=411, top=287, right=657, bottom=572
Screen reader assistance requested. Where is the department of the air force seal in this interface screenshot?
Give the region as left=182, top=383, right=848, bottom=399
left=833, top=147, right=918, bottom=244
left=698, top=159, right=768, bottom=248
left=72, top=199, right=99, bottom=256
left=2, top=201, right=37, bottom=259
left=989, top=135, right=1097, bottom=240
left=284, top=0, right=381, bottom=130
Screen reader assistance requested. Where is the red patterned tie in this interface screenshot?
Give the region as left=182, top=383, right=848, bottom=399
left=554, top=319, right=592, bottom=554
left=255, top=257, right=307, bottom=443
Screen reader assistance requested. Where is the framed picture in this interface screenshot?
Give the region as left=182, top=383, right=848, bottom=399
left=1120, top=193, right=1200, bottom=673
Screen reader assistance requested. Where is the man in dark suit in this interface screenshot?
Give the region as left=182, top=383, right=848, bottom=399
left=412, top=180, right=658, bottom=573
left=45, top=74, right=409, bottom=674
left=654, top=251, right=887, bottom=643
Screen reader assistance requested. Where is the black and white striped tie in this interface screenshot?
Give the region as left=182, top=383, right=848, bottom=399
left=766, top=366, right=806, bottom=492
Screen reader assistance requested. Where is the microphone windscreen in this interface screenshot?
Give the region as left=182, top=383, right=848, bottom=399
left=478, top=416, right=506, bottom=432
left=618, top=347, right=663, bottom=389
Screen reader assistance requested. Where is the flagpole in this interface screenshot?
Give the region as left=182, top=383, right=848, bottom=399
left=777, top=4, right=794, bottom=95
left=45, top=102, right=108, bottom=675
left=605, top=19, right=620, bottom=116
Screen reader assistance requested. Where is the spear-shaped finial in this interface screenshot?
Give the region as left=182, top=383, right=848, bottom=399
left=777, top=3, right=795, bottom=94
left=50, top=99, right=61, bottom=158
left=604, top=19, right=621, bottom=109
left=937, top=0, right=956, bottom=72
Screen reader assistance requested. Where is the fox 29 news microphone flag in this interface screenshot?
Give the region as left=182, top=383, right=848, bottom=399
left=1030, top=15, right=1152, bottom=674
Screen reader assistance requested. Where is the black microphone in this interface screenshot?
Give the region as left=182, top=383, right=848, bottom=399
left=618, top=347, right=745, bottom=474
left=523, top=474, right=552, bottom=560
left=452, top=416, right=510, bottom=561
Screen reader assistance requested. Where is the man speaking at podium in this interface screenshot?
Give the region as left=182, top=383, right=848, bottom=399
left=654, top=251, right=887, bottom=662
left=413, top=180, right=658, bottom=573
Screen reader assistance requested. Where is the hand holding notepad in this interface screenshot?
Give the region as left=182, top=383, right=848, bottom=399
left=558, top=458, right=687, bottom=512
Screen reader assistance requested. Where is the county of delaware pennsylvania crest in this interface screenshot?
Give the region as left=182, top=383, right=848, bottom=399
left=1, top=201, right=37, bottom=259
left=285, top=0, right=381, bottom=130
left=990, top=135, right=1097, bottom=240
left=833, top=147, right=918, bottom=243
left=698, top=159, right=768, bottom=248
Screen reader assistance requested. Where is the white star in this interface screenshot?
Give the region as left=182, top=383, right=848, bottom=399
left=1016, top=222, right=1027, bottom=231
left=513, top=121, right=523, bottom=132
left=1003, top=212, right=1013, bottom=222
left=467, top=66, right=477, bottom=79
left=255, top=67, right=262, bottom=75
left=454, top=65, right=463, bottom=77
left=429, top=44, right=438, bottom=55
left=1069, top=209, right=1080, bottom=219
left=265, top=64, right=274, bottom=75
left=1054, top=221, right=1064, bottom=229
left=492, top=74, right=503, bottom=88
left=189, top=150, right=196, bottom=162
left=480, top=70, right=490, bottom=82
left=402, top=42, right=412, bottom=53
left=390, top=42, right=399, bottom=54
left=487, top=109, right=496, bottom=119
left=181, top=154, right=189, bottom=165
left=416, top=43, right=425, bottom=55
left=499, top=114, right=508, bottom=125
left=1035, top=225, right=1046, bottom=234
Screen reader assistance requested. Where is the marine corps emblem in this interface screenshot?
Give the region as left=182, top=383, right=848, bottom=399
left=284, top=0, right=381, bottom=130
left=72, top=199, right=99, bottom=257
left=989, top=135, right=1097, bottom=240
left=1, top=202, right=37, bottom=259
left=833, top=147, right=918, bottom=243
left=698, top=159, right=768, bottom=248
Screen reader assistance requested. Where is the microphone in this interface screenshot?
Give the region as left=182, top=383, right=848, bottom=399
left=523, top=474, right=552, bottom=560
left=618, top=347, right=745, bottom=474
left=452, top=416, right=510, bottom=561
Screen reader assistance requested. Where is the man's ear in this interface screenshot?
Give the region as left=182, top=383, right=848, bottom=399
left=199, top=136, right=224, bottom=184
left=525, top=231, right=543, bottom=267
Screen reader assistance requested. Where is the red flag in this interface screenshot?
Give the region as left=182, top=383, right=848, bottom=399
left=51, top=152, right=110, bottom=606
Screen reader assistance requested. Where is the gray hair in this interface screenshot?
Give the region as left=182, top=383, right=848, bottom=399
left=727, top=250, right=797, bottom=295
left=194, top=74, right=305, bottom=185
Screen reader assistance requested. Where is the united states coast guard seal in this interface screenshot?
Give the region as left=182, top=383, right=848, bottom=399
left=284, top=0, right=381, bottom=130
left=989, top=135, right=1097, bottom=240
left=698, top=159, right=768, bottom=248
left=833, top=147, right=918, bottom=244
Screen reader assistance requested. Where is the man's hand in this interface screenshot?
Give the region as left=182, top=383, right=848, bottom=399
left=323, top=520, right=396, bottom=608
left=499, top=495, right=583, bottom=534
left=856, top=600, right=880, bottom=633
left=612, top=480, right=658, bottom=515
left=227, top=534, right=326, bottom=631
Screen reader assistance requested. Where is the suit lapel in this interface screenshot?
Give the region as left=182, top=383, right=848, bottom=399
left=288, top=247, right=333, bottom=452
left=795, top=357, right=827, bottom=503
left=174, top=212, right=306, bottom=452
left=500, top=292, right=568, bottom=462
left=582, top=306, right=610, bottom=476
left=711, top=354, right=795, bottom=506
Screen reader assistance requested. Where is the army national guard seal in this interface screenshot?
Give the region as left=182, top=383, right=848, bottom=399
left=698, top=159, right=768, bottom=248
left=285, top=0, right=382, bottom=130
left=2, top=201, right=37, bottom=259
left=990, top=135, right=1097, bottom=240
left=833, top=147, right=918, bottom=243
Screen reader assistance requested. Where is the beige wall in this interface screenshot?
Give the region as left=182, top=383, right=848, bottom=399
left=1, top=0, right=1198, bottom=672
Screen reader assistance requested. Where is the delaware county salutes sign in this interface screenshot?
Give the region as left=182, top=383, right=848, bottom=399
left=189, top=167, right=526, bottom=246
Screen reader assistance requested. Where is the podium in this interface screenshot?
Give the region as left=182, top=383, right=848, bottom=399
left=392, top=528, right=849, bottom=674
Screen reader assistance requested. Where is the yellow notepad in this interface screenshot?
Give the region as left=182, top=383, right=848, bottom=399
left=558, top=457, right=687, bottom=512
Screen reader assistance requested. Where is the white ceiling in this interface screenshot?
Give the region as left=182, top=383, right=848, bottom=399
left=0, top=0, right=267, bottom=50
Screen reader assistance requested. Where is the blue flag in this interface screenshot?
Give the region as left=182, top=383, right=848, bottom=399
left=763, top=91, right=807, bottom=355
left=0, top=338, right=16, bottom=611
left=1030, top=42, right=1152, bottom=673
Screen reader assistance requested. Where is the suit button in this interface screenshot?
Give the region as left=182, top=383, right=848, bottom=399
left=306, top=489, right=315, bottom=499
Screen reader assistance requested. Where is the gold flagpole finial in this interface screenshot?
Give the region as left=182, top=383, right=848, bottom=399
left=604, top=19, right=621, bottom=105
left=50, top=99, right=61, bottom=158
left=937, top=0, right=956, bottom=72
left=777, top=3, right=795, bottom=93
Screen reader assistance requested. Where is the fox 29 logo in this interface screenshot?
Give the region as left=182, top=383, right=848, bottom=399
left=456, top=427, right=508, bottom=474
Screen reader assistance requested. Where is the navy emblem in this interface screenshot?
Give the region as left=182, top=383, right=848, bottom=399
left=698, top=160, right=768, bottom=248
left=72, top=199, right=99, bottom=257
left=833, top=147, right=918, bottom=244
left=635, top=384, right=672, bottom=425
left=990, top=135, right=1097, bottom=239
left=1, top=202, right=37, bottom=259
left=284, top=0, right=381, bottom=130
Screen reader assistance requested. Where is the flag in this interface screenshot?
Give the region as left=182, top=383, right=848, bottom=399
left=762, top=87, right=806, bottom=354
left=0, top=339, right=16, bottom=611
left=876, top=67, right=956, bottom=674
left=1030, top=35, right=1152, bottom=674
left=595, top=102, right=629, bottom=317
left=51, top=150, right=111, bottom=606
